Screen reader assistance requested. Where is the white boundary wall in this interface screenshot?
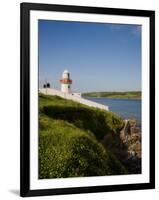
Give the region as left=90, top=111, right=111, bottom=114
left=39, top=88, right=109, bottom=111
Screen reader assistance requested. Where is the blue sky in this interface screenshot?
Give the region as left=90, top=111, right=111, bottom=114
left=38, top=20, right=141, bottom=93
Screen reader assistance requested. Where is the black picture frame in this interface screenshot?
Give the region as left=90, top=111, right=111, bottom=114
left=20, top=2, right=155, bottom=197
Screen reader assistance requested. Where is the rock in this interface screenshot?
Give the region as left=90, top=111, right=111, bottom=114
left=102, top=118, right=141, bottom=174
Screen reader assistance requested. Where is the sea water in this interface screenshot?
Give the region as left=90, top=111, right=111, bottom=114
left=85, top=97, right=141, bottom=126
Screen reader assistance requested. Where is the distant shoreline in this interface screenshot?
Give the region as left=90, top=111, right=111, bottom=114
left=82, top=91, right=141, bottom=100
left=84, top=96, right=141, bottom=100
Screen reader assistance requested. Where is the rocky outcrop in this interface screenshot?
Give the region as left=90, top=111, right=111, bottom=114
left=102, top=119, right=141, bottom=174
left=120, top=119, right=141, bottom=159
left=120, top=119, right=141, bottom=173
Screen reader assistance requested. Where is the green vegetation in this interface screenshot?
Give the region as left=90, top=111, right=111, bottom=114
left=83, top=91, right=141, bottom=99
left=39, top=94, right=127, bottom=179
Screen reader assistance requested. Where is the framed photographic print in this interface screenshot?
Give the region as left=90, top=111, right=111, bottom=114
left=20, top=2, right=155, bottom=197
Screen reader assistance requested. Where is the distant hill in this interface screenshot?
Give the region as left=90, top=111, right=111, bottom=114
left=83, top=91, right=141, bottom=99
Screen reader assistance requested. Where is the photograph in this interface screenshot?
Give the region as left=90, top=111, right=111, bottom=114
left=20, top=3, right=155, bottom=196
left=38, top=20, right=142, bottom=179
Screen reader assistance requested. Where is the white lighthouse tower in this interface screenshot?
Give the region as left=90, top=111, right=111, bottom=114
left=60, top=70, right=72, bottom=93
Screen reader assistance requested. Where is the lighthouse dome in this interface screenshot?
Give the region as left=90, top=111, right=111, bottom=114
left=62, top=69, right=70, bottom=79
left=63, top=69, right=69, bottom=74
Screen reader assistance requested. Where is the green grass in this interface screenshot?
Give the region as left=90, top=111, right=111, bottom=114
left=83, top=91, right=141, bottom=99
left=39, top=94, right=127, bottom=179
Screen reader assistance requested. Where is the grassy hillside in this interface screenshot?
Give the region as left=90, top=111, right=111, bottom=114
left=39, top=94, right=127, bottom=179
left=83, top=91, right=141, bottom=99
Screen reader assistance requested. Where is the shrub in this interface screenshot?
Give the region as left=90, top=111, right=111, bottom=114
left=42, top=104, right=123, bottom=140
left=39, top=118, right=126, bottom=178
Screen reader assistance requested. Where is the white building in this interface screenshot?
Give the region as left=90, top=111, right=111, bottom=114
left=39, top=70, right=109, bottom=111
